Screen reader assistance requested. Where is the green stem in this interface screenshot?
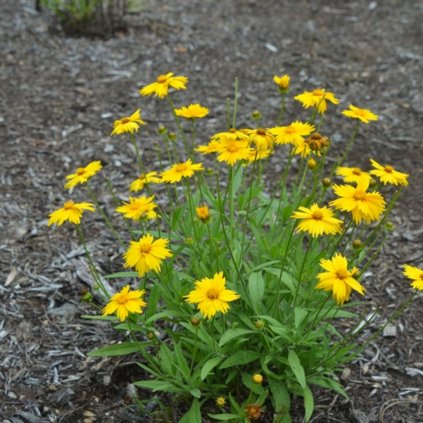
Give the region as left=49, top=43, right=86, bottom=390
left=232, top=77, right=239, bottom=129
left=130, top=133, right=144, bottom=172
left=167, top=96, right=190, bottom=156
left=292, top=237, right=314, bottom=307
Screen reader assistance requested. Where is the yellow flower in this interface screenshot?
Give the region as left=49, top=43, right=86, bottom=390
left=295, top=88, right=340, bottom=114
left=211, top=128, right=250, bottom=142
left=369, top=159, right=409, bottom=186
left=216, top=397, right=226, bottom=407
left=316, top=253, right=365, bottom=304
left=336, top=166, right=371, bottom=184
left=252, top=374, right=263, bottom=384
left=102, top=285, right=147, bottom=321
left=196, top=205, right=210, bottom=223
left=139, top=72, right=188, bottom=99
left=246, top=147, right=272, bottom=162
left=174, top=103, right=209, bottom=119
left=64, top=161, right=102, bottom=190
left=161, top=159, right=204, bottom=183
left=270, top=121, right=315, bottom=145
left=273, top=74, right=290, bottom=92
left=124, top=234, right=172, bottom=277
left=116, top=195, right=158, bottom=221
left=48, top=201, right=95, bottom=226
left=195, top=140, right=221, bottom=154
left=294, top=133, right=330, bottom=157
left=246, top=128, right=275, bottom=152
left=342, top=104, right=378, bottom=124
left=129, top=171, right=161, bottom=192
left=111, top=109, right=145, bottom=136
left=291, top=203, right=343, bottom=237
left=215, top=137, right=252, bottom=166
left=403, top=264, right=423, bottom=291
left=330, top=179, right=386, bottom=224
left=184, top=272, right=240, bottom=319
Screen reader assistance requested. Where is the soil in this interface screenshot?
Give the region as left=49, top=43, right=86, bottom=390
left=1, top=0, right=422, bottom=422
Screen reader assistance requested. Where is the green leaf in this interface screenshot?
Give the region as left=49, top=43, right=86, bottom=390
left=248, top=272, right=265, bottom=308
left=87, top=341, right=145, bottom=357
left=104, top=271, right=138, bottom=279
left=288, top=350, right=306, bottom=388
left=219, top=328, right=254, bottom=347
left=241, top=373, right=265, bottom=395
left=190, top=388, right=202, bottom=398
left=208, top=413, right=240, bottom=421
left=134, top=380, right=177, bottom=393
left=219, top=351, right=260, bottom=369
left=179, top=398, right=201, bottom=423
left=268, top=379, right=291, bottom=419
left=174, top=343, right=190, bottom=378
left=294, top=307, right=308, bottom=329
left=302, top=384, right=314, bottom=422
left=307, top=376, right=348, bottom=398
left=201, top=356, right=224, bottom=380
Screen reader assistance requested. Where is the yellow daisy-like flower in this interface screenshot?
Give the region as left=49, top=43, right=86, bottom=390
left=342, top=104, right=378, bottom=124
left=293, top=133, right=330, bottom=157
left=246, top=128, right=275, bottom=152
left=270, top=121, right=315, bottom=145
left=174, top=103, right=209, bottom=119
left=215, top=137, right=252, bottom=166
left=161, top=159, right=204, bottom=183
left=211, top=128, right=250, bottom=142
left=246, top=147, right=272, bottom=162
left=196, top=205, right=210, bottom=223
left=116, top=195, right=158, bottom=221
left=102, top=285, right=147, bottom=321
left=184, top=272, right=240, bottom=319
left=330, top=179, right=386, bottom=224
left=336, top=166, right=371, bottom=184
left=403, top=264, right=423, bottom=291
left=216, top=397, right=226, bottom=407
left=369, top=159, right=409, bottom=186
left=139, top=72, right=188, bottom=99
left=273, top=74, right=290, bottom=92
left=64, top=161, right=102, bottom=190
left=129, top=171, right=161, bottom=192
left=195, top=140, right=221, bottom=155
left=291, top=203, right=343, bottom=237
left=295, top=88, right=340, bottom=114
left=48, top=201, right=95, bottom=226
left=124, top=234, right=172, bottom=277
left=316, top=253, right=365, bottom=304
left=111, top=109, right=145, bottom=136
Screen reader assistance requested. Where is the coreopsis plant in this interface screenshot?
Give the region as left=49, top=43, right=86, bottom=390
left=48, top=72, right=416, bottom=422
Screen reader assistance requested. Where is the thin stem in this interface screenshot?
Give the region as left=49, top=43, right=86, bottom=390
left=167, top=96, right=190, bottom=155
left=129, top=133, right=144, bottom=172
left=232, top=77, right=239, bottom=129
left=292, top=237, right=313, bottom=307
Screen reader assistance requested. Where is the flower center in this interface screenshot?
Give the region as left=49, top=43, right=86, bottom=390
left=353, top=190, right=366, bottom=201
left=313, top=89, right=325, bottom=97
left=156, top=74, right=168, bottom=83
left=139, top=243, right=152, bottom=254
left=256, top=128, right=266, bottom=136
left=206, top=288, right=220, bottom=300
left=311, top=210, right=323, bottom=220
left=116, top=294, right=129, bottom=305
left=352, top=168, right=362, bottom=176
left=285, top=127, right=296, bottom=134
left=384, top=165, right=393, bottom=173
left=175, top=163, right=188, bottom=173
left=76, top=167, right=86, bottom=176
left=335, top=269, right=349, bottom=280
left=63, top=200, right=75, bottom=209
left=120, top=117, right=131, bottom=124
left=227, top=142, right=240, bottom=153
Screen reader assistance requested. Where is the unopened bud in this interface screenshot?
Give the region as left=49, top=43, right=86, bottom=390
left=352, top=239, right=362, bottom=249
left=146, top=332, right=155, bottom=340
left=252, top=110, right=262, bottom=120
left=191, top=317, right=201, bottom=327
left=386, top=221, right=395, bottom=231
left=168, top=132, right=177, bottom=141
left=254, top=319, right=265, bottom=329
left=307, top=158, right=317, bottom=170
left=158, top=124, right=167, bottom=135
left=322, top=177, right=332, bottom=187
left=252, top=374, right=263, bottom=384
left=82, top=292, right=93, bottom=302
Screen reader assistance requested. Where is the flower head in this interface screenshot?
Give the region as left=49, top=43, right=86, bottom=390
left=295, top=88, right=340, bottom=114
left=161, top=159, right=204, bottom=183
left=48, top=201, right=95, bottom=226
left=111, top=109, right=145, bottom=136
left=273, top=74, right=290, bottom=92
left=139, top=72, right=188, bottom=99
left=316, top=253, right=365, bottom=304
left=246, top=128, right=275, bottom=152
left=294, top=133, right=330, bottom=157
left=369, top=159, right=409, bottom=186
left=195, top=140, right=221, bottom=155
left=336, top=166, right=371, bottom=184
left=330, top=178, right=386, bottom=224
left=196, top=205, right=210, bottom=223
left=291, top=203, right=343, bottom=237
left=64, top=161, right=102, bottom=190
left=174, top=103, right=209, bottom=119
left=184, top=272, right=240, bottom=319
left=216, top=397, right=226, bottom=407
left=342, top=104, right=378, bottom=124
left=403, top=264, right=423, bottom=291
left=116, top=195, right=158, bottom=221
left=215, top=137, right=252, bottom=166
left=270, top=121, right=315, bottom=145
left=246, top=404, right=263, bottom=421
left=252, top=374, right=263, bottom=384
left=124, top=234, right=172, bottom=277
left=129, top=171, right=161, bottom=192
left=102, top=285, right=146, bottom=321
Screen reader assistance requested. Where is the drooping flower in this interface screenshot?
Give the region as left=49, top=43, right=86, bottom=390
left=291, top=203, right=343, bottom=237
left=161, top=159, right=204, bottom=183
left=270, top=121, right=315, bottom=145
left=139, top=72, right=188, bottom=99
left=184, top=272, right=240, bottom=319
left=124, top=234, right=172, bottom=277
left=246, top=147, right=272, bottom=162
left=295, top=88, right=340, bottom=114
left=336, top=166, right=371, bottom=184
left=111, top=109, right=145, bottom=136
left=174, top=103, right=209, bottom=119
left=294, top=133, right=330, bottom=157
left=215, top=137, right=252, bottom=166
left=102, top=285, right=146, bottom=321
left=273, top=74, right=290, bottom=92
left=342, top=104, right=378, bottom=124
left=116, top=195, right=158, bottom=221
left=48, top=201, right=95, bottom=226
left=330, top=178, right=386, bottom=224
left=64, top=161, right=102, bottom=190
left=369, top=159, right=409, bottom=186
left=316, top=253, right=365, bottom=304
left=196, top=205, right=210, bottom=223
left=246, top=128, right=275, bottom=152
left=403, top=264, right=423, bottom=291
left=129, top=171, right=161, bottom=192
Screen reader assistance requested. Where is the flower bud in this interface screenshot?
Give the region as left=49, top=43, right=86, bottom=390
left=146, top=332, right=155, bottom=340
left=158, top=124, right=167, bottom=135
left=307, top=158, right=317, bottom=170
left=252, top=110, right=262, bottom=120
left=252, top=373, right=263, bottom=384
left=168, top=132, right=177, bottom=141
left=196, top=205, right=210, bottom=223
left=246, top=404, right=263, bottom=420
left=215, top=397, right=226, bottom=407
left=322, top=177, right=332, bottom=187
left=254, top=319, right=265, bottom=329
left=352, top=239, right=362, bottom=249
left=81, top=291, right=93, bottom=302
left=191, top=317, right=201, bottom=327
